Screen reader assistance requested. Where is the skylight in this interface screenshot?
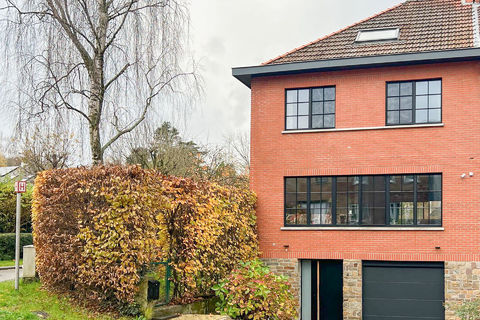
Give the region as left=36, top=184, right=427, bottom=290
left=355, top=28, right=399, bottom=43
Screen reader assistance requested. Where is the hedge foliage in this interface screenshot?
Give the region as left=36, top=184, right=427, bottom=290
left=0, top=233, right=33, bottom=260
left=32, top=166, right=258, bottom=310
left=0, top=181, right=33, bottom=233
left=213, top=260, right=298, bottom=320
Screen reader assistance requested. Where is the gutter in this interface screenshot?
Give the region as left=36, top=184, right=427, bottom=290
left=232, top=47, right=480, bottom=88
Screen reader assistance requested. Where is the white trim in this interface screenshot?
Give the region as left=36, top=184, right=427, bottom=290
left=281, top=226, right=444, bottom=231
left=282, top=123, right=444, bottom=134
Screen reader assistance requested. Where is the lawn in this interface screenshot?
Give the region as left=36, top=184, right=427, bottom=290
left=0, top=259, right=22, bottom=267
left=0, top=280, right=138, bottom=320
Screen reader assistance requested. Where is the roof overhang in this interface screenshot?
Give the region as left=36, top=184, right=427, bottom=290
left=232, top=48, right=480, bottom=88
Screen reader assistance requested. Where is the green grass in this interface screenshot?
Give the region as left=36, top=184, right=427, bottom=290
left=0, top=259, right=22, bottom=267
left=0, top=280, right=137, bottom=320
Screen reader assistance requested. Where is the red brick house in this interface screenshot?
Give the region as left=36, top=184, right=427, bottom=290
left=233, top=0, right=480, bottom=319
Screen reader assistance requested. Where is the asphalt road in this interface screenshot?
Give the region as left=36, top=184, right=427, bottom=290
left=0, top=268, right=23, bottom=282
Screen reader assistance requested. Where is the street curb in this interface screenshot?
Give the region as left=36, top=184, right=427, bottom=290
left=0, top=266, right=22, bottom=271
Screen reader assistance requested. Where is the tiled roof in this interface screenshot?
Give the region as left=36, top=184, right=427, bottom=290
left=265, top=0, right=477, bottom=65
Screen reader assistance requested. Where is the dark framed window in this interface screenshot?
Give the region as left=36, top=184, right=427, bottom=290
left=285, top=86, right=335, bottom=130
left=284, top=174, right=442, bottom=227
left=386, top=79, right=442, bottom=125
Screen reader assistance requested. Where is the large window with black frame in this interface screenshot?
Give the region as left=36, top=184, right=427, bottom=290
left=386, top=79, right=442, bottom=125
left=285, top=86, right=335, bottom=130
left=284, top=174, right=442, bottom=227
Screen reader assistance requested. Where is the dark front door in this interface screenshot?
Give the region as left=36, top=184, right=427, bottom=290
left=311, top=260, right=343, bottom=320
left=363, top=261, right=445, bottom=320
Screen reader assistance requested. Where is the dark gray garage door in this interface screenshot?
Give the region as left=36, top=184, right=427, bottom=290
left=363, top=261, right=444, bottom=320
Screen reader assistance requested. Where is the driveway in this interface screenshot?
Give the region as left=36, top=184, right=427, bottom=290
left=0, top=268, right=23, bottom=282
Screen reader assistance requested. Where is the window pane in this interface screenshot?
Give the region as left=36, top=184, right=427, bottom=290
left=387, top=97, right=399, bottom=110
left=417, top=174, right=441, bottom=192
left=336, top=208, right=348, bottom=225
left=336, top=192, right=347, bottom=208
left=298, top=89, right=309, bottom=102
left=311, top=192, right=321, bottom=202
left=297, top=192, right=307, bottom=204
left=400, top=110, right=412, bottom=124
left=298, top=103, right=309, bottom=116
left=400, top=96, right=412, bottom=109
left=297, top=209, right=307, bottom=224
left=415, top=95, right=428, bottom=109
left=312, top=115, right=323, bottom=128
left=429, top=95, right=441, bottom=108
left=416, top=109, right=428, bottom=123
left=403, top=175, right=414, bottom=191
left=322, top=177, right=332, bottom=194
left=389, top=199, right=414, bottom=225
left=362, top=207, right=386, bottom=225
left=285, top=178, right=296, bottom=192
left=297, top=178, right=308, bottom=192
left=387, top=111, right=399, bottom=124
left=389, top=175, right=401, bottom=191
left=312, top=88, right=323, bottom=101
left=285, top=193, right=296, bottom=208
left=298, top=116, right=309, bottom=129
left=324, top=115, right=335, bottom=128
left=387, top=83, right=399, bottom=96
left=429, top=80, right=441, bottom=94
left=311, top=177, right=322, bottom=192
left=324, top=101, right=335, bottom=114
left=286, top=117, right=297, bottom=129
left=286, top=209, right=297, bottom=225
left=286, top=90, right=297, bottom=103
left=428, top=109, right=441, bottom=122
left=286, top=104, right=297, bottom=116
left=324, top=87, right=335, bottom=100
left=312, top=102, right=323, bottom=114
left=400, top=82, right=412, bottom=96
left=348, top=206, right=359, bottom=224
left=311, top=201, right=332, bottom=225
left=416, top=81, right=428, bottom=95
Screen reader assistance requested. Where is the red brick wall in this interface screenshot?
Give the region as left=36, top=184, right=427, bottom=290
left=250, top=61, right=480, bottom=262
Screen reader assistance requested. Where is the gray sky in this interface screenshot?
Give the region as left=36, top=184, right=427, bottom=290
left=0, top=0, right=404, bottom=152
left=185, top=0, right=403, bottom=145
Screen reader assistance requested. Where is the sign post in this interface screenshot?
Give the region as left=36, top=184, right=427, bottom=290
left=14, top=181, right=26, bottom=290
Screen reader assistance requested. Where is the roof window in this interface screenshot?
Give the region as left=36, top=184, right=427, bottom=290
left=355, top=28, right=399, bottom=43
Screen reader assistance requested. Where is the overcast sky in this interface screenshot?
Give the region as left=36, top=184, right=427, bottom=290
left=185, top=0, right=404, bottom=145
left=0, top=0, right=404, bottom=152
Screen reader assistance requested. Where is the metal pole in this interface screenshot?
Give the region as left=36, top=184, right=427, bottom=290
left=14, top=192, right=21, bottom=290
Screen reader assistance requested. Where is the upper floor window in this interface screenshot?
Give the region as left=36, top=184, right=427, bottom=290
left=386, top=79, right=442, bottom=125
left=285, top=174, right=442, bottom=227
left=285, top=86, right=335, bottom=130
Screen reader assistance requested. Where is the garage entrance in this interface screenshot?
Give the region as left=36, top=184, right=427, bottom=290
left=362, top=261, right=445, bottom=320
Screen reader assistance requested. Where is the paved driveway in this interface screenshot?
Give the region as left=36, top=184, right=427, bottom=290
left=0, top=268, right=23, bottom=282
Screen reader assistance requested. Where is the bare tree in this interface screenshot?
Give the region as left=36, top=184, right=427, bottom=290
left=2, top=0, right=197, bottom=163
left=19, top=126, right=74, bottom=175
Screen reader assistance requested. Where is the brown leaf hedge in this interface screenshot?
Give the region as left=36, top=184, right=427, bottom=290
left=32, top=166, right=258, bottom=310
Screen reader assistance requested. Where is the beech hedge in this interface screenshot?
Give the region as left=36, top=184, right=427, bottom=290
left=32, top=166, right=258, bottom=311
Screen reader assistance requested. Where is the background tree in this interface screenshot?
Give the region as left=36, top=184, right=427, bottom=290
left=19, top=127, right=74, bottom=176
left=3, top=0, right=196, bottom=164
left=127, top=121, right=203, bottom=176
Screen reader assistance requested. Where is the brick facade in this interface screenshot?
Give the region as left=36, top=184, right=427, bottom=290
left=250, top=61, right=480, bottom=263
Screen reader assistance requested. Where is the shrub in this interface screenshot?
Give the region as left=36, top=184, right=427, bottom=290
left=32, top=166, right=258, bottom=312
left=0, top=233, right=33, bottom=260
left=0, top=181, right=33, bottom=233
left=213, top=259, right=298, bottom=320
left=454, top=299, right=480, bottom=320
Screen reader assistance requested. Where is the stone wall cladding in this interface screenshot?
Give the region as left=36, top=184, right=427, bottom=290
left=344, top=259, right=362, bottom=320
left=445, top=261, right=480, bottom=320
left=261, top=258, right=301, bottom=308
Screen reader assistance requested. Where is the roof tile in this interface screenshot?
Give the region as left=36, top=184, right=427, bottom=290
left=265, top=0, right=476, bottom=65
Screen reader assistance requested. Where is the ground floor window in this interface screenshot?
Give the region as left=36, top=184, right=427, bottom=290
left=284, top=174, right=442, bottom=227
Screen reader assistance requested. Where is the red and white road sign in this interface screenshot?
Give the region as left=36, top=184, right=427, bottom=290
left=14, top=181, right=27, bottom=193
